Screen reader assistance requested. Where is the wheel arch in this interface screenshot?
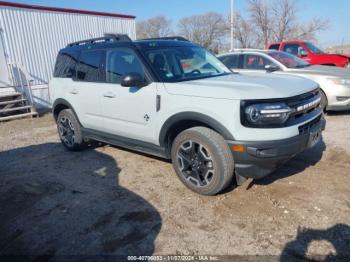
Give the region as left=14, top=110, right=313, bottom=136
left=52, top=98, right=82, bottom=126
left=159, top=112, right=234, bottom=153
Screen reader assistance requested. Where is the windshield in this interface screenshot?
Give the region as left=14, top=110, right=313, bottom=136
left=305, top=42, right=324, bottom=54
left=269, top=51, right=310, bottom=69
left=144, top=46, right=231, bottom=82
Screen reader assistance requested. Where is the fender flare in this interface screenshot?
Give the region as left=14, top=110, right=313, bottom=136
left=158, top=112, right=234, bottom=147
left=52, top=98, right=83, bottom=126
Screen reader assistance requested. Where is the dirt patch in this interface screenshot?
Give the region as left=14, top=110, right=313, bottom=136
left=0, top=113, right=349, bottom=260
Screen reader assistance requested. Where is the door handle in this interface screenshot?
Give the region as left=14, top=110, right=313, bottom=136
left=103, top=92, right=116, bottom=98
left=70, top=89, right=78, bottom=94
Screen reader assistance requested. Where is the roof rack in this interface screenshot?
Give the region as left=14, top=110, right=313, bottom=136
left=67, top=34, right=132, bottom=47
left=140, top=36, right=190, bottom=42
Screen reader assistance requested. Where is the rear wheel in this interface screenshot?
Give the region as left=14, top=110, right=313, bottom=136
left=57, top=109, right=85, bottom=151
left=171, top=127, right=234, bottom=195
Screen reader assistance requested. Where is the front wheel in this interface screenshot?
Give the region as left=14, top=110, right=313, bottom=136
left=171, top=127, right=234, bottom=195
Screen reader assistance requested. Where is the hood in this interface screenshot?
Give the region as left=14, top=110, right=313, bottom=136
left=288, top=65, right=350, bottom=78
left=164, top=73, right=318, bottom=100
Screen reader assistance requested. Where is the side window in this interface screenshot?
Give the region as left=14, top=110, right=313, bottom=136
left=106, top=48, right=145, bottom=84
left=283, top=43, right=306, bottom=56
left=53, top=50, right=79, bottom=78
left=219, top=55, right=239, bottom=69
left=269, top=44, right=280, bottom=50
left=76, top=50, right=104, bottom=82
left=242, top=54, right=272, bottom=70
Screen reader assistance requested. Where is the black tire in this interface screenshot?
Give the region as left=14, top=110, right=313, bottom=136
left=320, top=90, right=328, bottom=112
left=171, top=127, right=234, bottom=195
left=57, top=109, right=85, bottom=151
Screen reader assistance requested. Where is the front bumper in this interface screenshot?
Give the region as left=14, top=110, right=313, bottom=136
left=227, top=115, right=326, bottom=180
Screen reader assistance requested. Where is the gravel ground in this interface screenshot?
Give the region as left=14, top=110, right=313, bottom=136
left=0, top=112, right=349, bottom=261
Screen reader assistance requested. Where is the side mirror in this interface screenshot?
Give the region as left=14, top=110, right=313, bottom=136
left=300, top=49, right=308, bottom=57
left=265, top=64, right=280, bottom=72
left=121, top=73, right=148, bottom=88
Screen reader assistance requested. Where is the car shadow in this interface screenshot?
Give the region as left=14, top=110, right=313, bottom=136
left=245, top=139, right=326, bottom=190
left=280, top=224, right=350, bottom=261
left=0, top=143, right=161, bottom=258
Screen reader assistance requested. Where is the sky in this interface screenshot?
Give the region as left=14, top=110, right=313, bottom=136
left=7, top=0, right=350, bottom=48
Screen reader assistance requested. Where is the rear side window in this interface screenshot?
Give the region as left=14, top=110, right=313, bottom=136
left=269, top=44, right=280, bottom=50
left=106, top=48, right=145, bottom=84
left=219, top=55, right=240, bottom=69
left=76, top=50, right=104, bottom=82
left=53, top=50, right=79, bottom=78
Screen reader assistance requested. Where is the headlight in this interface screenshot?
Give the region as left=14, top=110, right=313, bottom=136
left=244, top=102, right=292, bottom=127
left=327, top=78, right=350, bottom=86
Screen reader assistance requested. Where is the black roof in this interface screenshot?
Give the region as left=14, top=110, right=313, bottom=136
left=61, top=35, right=197, bottom=53
left=134, top=39, right=197, bottom=49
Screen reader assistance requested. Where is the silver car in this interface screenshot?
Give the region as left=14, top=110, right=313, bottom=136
left=218, top=50, right=350, bottom=111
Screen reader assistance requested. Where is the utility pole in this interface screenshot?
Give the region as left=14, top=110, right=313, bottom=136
left=230, top=0, right=234, bottom=51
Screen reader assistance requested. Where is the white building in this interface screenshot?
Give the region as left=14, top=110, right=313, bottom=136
left=0, top=1, right=136, bottom=111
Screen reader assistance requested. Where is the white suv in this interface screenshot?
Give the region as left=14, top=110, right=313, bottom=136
left=50, top=35, right=325, bottom=195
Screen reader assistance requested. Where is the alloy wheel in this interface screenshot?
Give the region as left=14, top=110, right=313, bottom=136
left=58, top=116, right=75, bottom=148
left=176, top=140, right=214, bottom=187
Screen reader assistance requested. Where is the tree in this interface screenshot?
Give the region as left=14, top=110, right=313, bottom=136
left=248, top=0, right=271, bottom=47
left=292, top=17, right=329, bottom=42
left=242, top=0, right=329, bottom=48
left=231, top=12, right=256, bottom=48
left=177, top=12, right=226, bottom=52
left=136, top=16, right=173, bottom=39
left=271, top=0, right=298, bottom=42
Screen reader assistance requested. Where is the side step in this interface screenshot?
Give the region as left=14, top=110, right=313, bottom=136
left=0, top=112, right=38, bottom=122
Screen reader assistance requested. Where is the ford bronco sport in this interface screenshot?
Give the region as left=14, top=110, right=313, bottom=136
left=51, top=35, right=325, bottom=195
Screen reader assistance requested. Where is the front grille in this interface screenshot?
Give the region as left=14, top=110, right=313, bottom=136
left=298, top=114, right=322, bottom=135
left=287, top=89, right=321, bottom=120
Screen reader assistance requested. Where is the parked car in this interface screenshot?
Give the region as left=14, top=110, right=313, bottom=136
left=50, top=35, right=325, bottom=195
left=267, top=40, right=350, bottom=68
left=218, top=50, right=350, bottom=111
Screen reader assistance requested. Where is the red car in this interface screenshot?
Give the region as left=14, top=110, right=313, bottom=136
left=267, top=40, right=350, bottom=68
